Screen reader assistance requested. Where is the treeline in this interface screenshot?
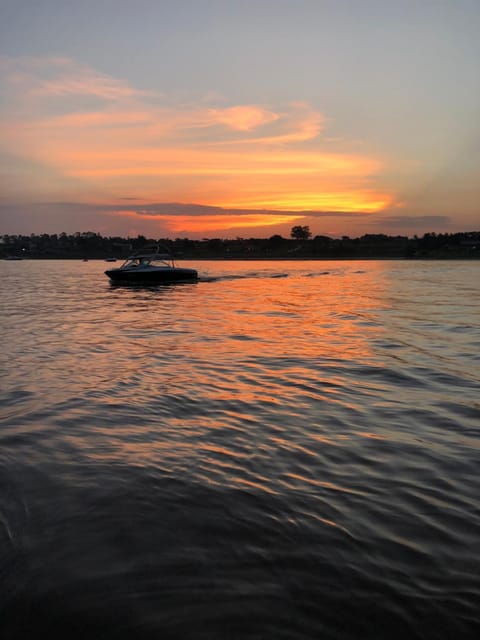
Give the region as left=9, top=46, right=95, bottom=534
left=1, top=230, right=479, bottom=259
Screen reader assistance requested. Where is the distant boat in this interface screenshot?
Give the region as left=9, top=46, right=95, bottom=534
left=105, top=257, right=117, bottom=262
left=105, top=244, right=198, bottom=284
left=4, top=255, right=23, bottom=260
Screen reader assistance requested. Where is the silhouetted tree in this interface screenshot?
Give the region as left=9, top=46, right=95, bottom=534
left=290, top=225, right=311, bottom=240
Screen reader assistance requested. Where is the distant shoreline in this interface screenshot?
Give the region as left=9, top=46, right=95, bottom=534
left=4, top=256, right=479, bottom=262
left=2, top=231, right=479, bottom=261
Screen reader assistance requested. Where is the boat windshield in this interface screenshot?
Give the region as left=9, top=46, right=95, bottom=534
left=120, top=252, right=174, bottom=269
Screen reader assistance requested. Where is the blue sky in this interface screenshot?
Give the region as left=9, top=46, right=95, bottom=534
left=1, top=0, right=479, bottom=238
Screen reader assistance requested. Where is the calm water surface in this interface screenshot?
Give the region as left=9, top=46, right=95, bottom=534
left=1, top=259, right=479, bottom=639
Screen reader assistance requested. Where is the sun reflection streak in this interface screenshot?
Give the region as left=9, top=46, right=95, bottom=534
left=20, top=261, right=392, bottom=492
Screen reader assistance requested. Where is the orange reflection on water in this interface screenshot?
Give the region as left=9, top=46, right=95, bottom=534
left=56, top=261, right=392, bottom=478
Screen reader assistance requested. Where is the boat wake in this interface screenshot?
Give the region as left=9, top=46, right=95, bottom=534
left=198, top=270, right=336, bottom=282
left=198, top=272, right=290, bottom=283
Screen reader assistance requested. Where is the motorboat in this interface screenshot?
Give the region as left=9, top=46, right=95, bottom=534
left=105, top=244, right=198, bottom=284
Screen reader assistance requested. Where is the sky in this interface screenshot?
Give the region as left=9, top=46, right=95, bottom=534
left=1, top=0, right=479, bottom=239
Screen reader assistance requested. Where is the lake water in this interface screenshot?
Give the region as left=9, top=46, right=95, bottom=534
left=1, top=259, right=479, bottom=639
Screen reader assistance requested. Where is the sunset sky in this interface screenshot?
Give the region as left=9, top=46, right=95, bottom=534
left=1, top=0, right=479, bottom=239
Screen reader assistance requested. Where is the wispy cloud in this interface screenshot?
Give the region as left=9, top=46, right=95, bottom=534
left=33, top=75, right=140, bottom=100
left=206, top=105, right=280, bottom=131
left=0, top=55, right=146, bottom=100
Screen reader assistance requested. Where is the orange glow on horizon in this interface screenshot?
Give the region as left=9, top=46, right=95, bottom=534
left=215, top=191, right=392, bottom=213
left=41, top=144, right=391, bottom=215
left=112, top=210, right=305, bottom=232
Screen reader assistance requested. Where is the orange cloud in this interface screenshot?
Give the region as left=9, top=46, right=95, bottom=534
left=36, top=110, right=153, bottom=128
left=216, top=190, right=391, bottom=213
left=207, top=105, right=280, bottom=131
left=31, top=74, right=142, bottom=100
left=1, top=56, right=146, bottom=101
